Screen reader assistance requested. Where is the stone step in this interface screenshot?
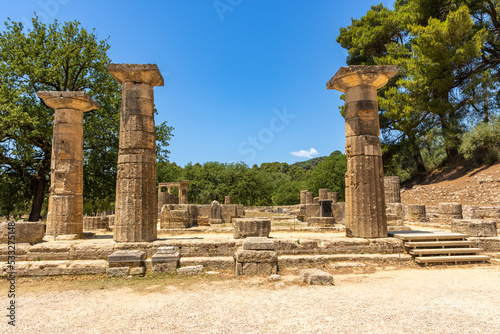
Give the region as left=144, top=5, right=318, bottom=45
left=410, top=248, right=482, bottom=256
left=415, top=255, right=490, bottom=264
left=405, top=240, right=477, bottom=248
left=391, top=233, right=468, bottom=242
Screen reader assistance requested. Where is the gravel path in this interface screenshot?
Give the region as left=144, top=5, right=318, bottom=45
left=1, top=266, right=499, bottom=333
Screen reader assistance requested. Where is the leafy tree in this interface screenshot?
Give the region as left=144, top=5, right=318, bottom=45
left=459, top=114, right=500, bottom=162
left=307, top=151, right=347, bottom=201
left=337, top=1, right=497, bottom=179
left=0, top=16, right=173, bottom=219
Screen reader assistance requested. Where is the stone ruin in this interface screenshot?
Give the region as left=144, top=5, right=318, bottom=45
left=1, top=64, right=499, bottom=278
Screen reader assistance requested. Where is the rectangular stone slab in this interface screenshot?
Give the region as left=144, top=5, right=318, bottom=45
left=107, top=250, right=145, bottom=263
left=242, top=237, right=275, bottom=250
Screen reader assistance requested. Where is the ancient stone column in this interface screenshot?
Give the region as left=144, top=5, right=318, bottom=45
left=407, top=204, right=427, bottom=222
left=327, top=65, right=398, bottom=238
left=384, top=176, right=401, bottom=203
left=37, top=91, right=99, bottom=237
left=108, top=64, right=163, bottom=242
left=225, top=196, right=233, bottom=204
left=300, top=190, right=308, bottom=205
left=327, top=192, right=338, bottom=203
left=179, top=180, right=190, bottom=204
left=319, top=189, right=329, bottom=201
left=306, top=191, right=314, bottom=205
left=438, top=202, right=463, bottom=224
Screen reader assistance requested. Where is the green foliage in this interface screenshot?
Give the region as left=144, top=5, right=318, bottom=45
left=0, top=16, right=120, bottom=218
left=459, top=115, right=500, bottom=163
left=0, top=16, right=175, bottom=216
left=337, top=1, right=500, bottom=180
left=307, top=151, right=347, bottom=201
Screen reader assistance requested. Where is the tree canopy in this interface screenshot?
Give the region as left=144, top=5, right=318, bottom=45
left=337, top=0, right=500, bottom=180
left=0, top=16, right=173, bottom=219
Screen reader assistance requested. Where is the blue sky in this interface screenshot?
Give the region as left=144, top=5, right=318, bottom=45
left=0, top=0, right=394, bottom=167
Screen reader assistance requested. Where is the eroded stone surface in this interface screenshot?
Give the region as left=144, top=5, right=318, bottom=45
left=242, top=237, right=275, bottom=250
left=300, top=268, right=334, bottom=285
left=327, top=65, right=397, bottom=238
left=233, top=218, right=271, bottom=239
left=38, top=91, right=98, bottom=238
left=109, top=64, right=163, bottom=242
left=451, top=219, right=498, bottom=237
left=0, top=222, right=44, bottom=244
left=177, top=265, right=204, bottom=275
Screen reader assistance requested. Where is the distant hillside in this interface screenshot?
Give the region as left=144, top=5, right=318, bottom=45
left=291, top=156, right=327, bottom=170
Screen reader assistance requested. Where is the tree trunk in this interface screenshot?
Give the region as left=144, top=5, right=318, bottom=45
left=439, top=113, right=460, bottom=161
left=413, top=146, right=427, bottom=174
left=483, top=81, right=489, bottom=123
left=28, top=175, right=47, bottom=222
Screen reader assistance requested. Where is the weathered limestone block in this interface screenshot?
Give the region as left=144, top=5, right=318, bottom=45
left=451, top=219, right=498, bottom=237
left=307, top=217, right=336, bottom=227
left=0, top=221, right=44, bottom=244
left=313, top=197, right=320, bottom=205
left=327, top=192, right=338, bottom=203
left=234, top=237, right=278, bottom=276
left=109, top=63, right=163, bottom=243
left=319, top=189, right=329, bottom=200
left=463, top=206, right=500, bottom=220
left=83, top=216, right=109, bottom=231
left=152, top=246, right=179, bottom=274
left=37, top=91, right=99, bottom=238
left=438, top=203, right=463, bottom=224
left=306, top=192, right=314, bottom=205
left=107, top=267, right=129, bottom=277
left=300, top=190, right=308, bottom=205
left=177, top=265, right=204, bottom=275
left=236, top=262, right=278, bottom=276
left=300, top=269, right=334, bottom=285
left=107, top=250, right=145, bottom=268
left=210, top=201, right=223, bottom=224
left=328, top=65, right=397, bottom=238
left=384, top=176, right=401, bottom=204
left=234, top=249, right=278, bottom=263
left=242, top=237, right=274, bottom=250
left=233, top=218, right=271, bottom=239
left=225, top=196, right=233, bottom=204
left=386, top=203, right=404, bottom=226
left=305, top=204, right=320, bottom=219
left=407, top=204, right=427, bottom=222
left=221, top=204, right=240, bottom=224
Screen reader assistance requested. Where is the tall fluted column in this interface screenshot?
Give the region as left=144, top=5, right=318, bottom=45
left=37, top=91, right=99, bottom=237
left=108, top=64, right=164, bottom=242
left=327, top=65, right=398, bottom=238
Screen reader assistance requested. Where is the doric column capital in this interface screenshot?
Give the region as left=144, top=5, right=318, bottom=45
left=326, top=65, right=398, bottom=92
left=37, top=91, right=99, bottom=111
left=107, top=63, right=164, bottom=87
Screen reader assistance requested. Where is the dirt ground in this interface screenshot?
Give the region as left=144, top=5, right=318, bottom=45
left=1, top=264, right=499, bottom=334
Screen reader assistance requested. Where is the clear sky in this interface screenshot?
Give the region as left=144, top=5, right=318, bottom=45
left=0, top=0, right=394, bottom=167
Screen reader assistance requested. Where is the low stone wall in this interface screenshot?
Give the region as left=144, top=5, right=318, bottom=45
left=463, top=206, right=500, bottom=220
left=83, top=216, right=110, bottom=231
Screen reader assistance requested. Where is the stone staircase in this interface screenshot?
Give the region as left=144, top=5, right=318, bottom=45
left=390, top=232, right=490, bottom=265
